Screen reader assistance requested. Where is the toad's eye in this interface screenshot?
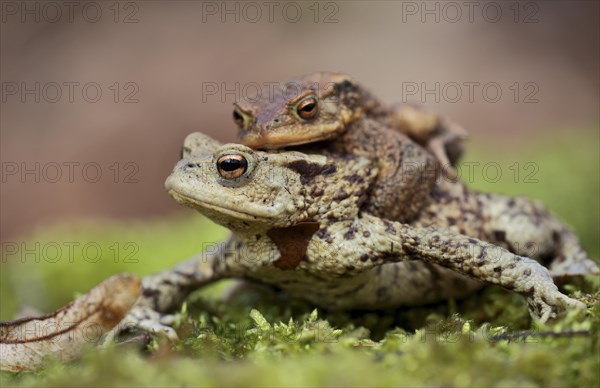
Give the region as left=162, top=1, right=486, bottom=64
left=217, top=154, right=248, bottom=179
left=296, top=96, right=318, bottom=120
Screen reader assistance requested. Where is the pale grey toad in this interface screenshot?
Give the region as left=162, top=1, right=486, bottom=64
left=120, top=132, right=598, bottom=339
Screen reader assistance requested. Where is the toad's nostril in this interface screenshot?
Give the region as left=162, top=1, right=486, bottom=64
left=185, top=162, right=197, bottom=169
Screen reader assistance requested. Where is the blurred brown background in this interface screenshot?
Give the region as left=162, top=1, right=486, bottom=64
left=1, top=0, right=598, bottom=243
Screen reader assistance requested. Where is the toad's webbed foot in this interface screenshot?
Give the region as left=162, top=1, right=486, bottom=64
left=526, top=284, right=586, bottom=322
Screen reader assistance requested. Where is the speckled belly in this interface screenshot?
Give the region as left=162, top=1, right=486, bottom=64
left=245, top=262, right=482, bottom=310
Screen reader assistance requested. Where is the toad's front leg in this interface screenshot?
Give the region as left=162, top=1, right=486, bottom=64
left=116, top=236, right=236, bottom=340
left=345, top=215, right=585, bottom=321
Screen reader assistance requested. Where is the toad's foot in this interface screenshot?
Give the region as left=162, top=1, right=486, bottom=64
left=426, top=123, right=466, bottom=173
left=526, top=284, right=586, bottom=322
left=108, top=305, right=180, bottom=342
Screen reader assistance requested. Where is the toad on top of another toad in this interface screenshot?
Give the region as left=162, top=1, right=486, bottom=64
left=234, top=71, right=466, bottom=166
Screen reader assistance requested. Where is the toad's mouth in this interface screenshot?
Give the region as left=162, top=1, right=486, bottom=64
left=167, top=190, right=279, bottom=222
left=246, top=123, right=345, bottom=149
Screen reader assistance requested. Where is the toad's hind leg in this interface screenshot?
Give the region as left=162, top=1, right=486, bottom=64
left=384, top=103, right=467, bottom=168
left=481, top=194, right=599, bottom=277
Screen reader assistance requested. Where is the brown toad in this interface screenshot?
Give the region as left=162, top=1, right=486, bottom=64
left=234, top=72, right=466, bottom=166
left=233, top=72, right=464, bottom=223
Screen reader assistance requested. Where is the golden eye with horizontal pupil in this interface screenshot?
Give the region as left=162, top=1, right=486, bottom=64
left=217, top=154, right=248, bottom=179
left=296, top=96, right=318, bottom=120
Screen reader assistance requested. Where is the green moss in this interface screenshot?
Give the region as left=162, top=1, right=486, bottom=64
left=1, top=131, right=598, bottom=386
left=2, top=291, right=598, bottom=387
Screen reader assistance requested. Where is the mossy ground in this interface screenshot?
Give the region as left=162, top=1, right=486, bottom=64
left=1, top=131, right=599, bottom=387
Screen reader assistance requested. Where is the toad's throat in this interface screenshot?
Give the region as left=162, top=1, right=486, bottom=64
left=167, top=190, right=280, bottom=221
left=268, top=222, right=320, bottom=270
